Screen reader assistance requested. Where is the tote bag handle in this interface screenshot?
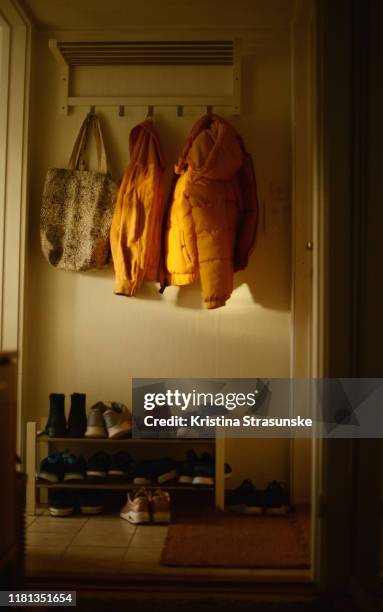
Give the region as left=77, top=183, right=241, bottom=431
left=68, top=112, right=108, bottom=174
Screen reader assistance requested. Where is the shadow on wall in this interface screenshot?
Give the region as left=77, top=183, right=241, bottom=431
left=93, top=232, right=291, bottom=312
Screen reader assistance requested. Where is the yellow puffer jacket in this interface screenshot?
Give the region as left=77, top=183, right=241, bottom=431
left=110, top=120, right=166, bottom=296
left=163, top=114, right=258, bottom=309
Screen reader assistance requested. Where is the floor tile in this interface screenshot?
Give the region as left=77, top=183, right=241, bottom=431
left=82, top=516, right=133, bottom=527
left=26, top=531, right=75, bottom=549
left=123, top=547, right=162, bottom=564
left=129, top=526, right=168, bottom=547
left=25, top=546, right=65, bottom=576
left=70, top=519, right=135, bottom=547
left=28, top=516, right=87, bottom=534
left=60, top=546, right=126, bottom=573
left=83, top=512, right=121, bottom=520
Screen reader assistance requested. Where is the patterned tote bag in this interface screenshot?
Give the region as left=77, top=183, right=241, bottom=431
left=40, top=112, right=118, bottom=271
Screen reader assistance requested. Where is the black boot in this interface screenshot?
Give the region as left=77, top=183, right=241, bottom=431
left=67, top=393, right=87, bottom=437
left=45, top=393, right=66, bottom=437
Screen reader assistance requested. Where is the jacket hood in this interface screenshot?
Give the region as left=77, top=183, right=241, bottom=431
left=129, top=119, right=166, bottom=171
left=175, top=114, right=243, bottom=180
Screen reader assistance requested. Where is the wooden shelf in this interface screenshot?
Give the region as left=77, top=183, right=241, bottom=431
left=36, top=481, right=213, bottom=492
left=37, top=435, right=214, bottom=444
left=27, top=421, right=224, bottom=515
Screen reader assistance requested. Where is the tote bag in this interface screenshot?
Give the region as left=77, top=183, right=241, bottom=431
left=40, top=112, right=118, bottom=271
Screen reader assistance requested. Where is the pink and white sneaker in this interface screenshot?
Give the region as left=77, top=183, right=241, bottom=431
left=151, top=489, right=171, bottom=524
left=120, top=488, right=151, bottom=524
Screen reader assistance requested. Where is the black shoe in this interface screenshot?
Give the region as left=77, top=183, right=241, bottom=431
left=178, top=450, right=198, bottom=484
left=38, top=452, right=65, bottom=483
left=226, top=479, right=263, bottom=514
left=152, top=457, right=178, bottom=484
left=108, top=452, right=135, bottom=481
left=192, top=452, right=232, bottom=486
left=67, top=393, right=87, bottom=437
left=264, top=481, right=289, bottom=514
left=49, top=491, right=76, bottom=517
left=192, top=452, right=215, bottom=485
left=86, top=452, right=110, bottom=482
left=43, top=393, right=66, bottom=437
left=63, top=454, right=87, bottom=482
left=79, top=492, right=104, bottom=515
left=133, top=461, right=155, bottom=485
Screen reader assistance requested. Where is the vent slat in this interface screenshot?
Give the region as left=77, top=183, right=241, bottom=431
left=69, top=61, right=232, bottom=66
left=56, top=40, right=234, bottom=66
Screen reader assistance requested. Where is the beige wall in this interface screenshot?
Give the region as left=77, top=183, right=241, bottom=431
left=23, top=26, right=295, bottom=489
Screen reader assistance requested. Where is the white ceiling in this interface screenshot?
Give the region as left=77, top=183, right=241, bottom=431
left=20, top=0, right=295, bottom=30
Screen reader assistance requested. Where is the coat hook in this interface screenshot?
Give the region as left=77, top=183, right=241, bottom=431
left=90, top=105, right=95, bottom=114
left=119, top=105, right=125, bottom=117
left=147, top=105, right=154, bottom=119
left=177, top=105, right=183, bottom=117
left=207, top=105, right=213, bottom=115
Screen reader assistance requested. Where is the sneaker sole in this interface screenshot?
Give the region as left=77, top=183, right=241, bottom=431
left=227, top=504, right=263, bottom=515
left=85, top=426, right=107, bottom=438
left=38, top=472, right=60, bottom=483
left=120, top=511, right=150, bottom=524
left=157, top=469, right=177, bottom=484
left=178, top=475, right=193, bottom=484
left=63, top=473, right=85, bottom=482
left=152, top=511, right=170, bottom=524
left=108, top=470, right=127, bottom=479
left=49, top=507, right=74, bottom=517
left=108, top=424, right=132, bottom=439
left=80, top=505, right=104, bottom=515
left=86, top=470, right=107, bottom=479
left=192, top=476, right=214, bottom=486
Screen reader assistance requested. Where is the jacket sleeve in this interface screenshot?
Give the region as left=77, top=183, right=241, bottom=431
left=109, top=172, right=145, bottom=296
left=234, top=153, right=259, bottom=271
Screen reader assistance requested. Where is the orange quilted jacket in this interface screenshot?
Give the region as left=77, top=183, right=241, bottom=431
left=110, top=120, right=166, bottom=296
left=163, top=114, right=258, bottom=309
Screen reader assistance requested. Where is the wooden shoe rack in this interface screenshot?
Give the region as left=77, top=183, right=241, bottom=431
left=25, top=421, right=226, bottom=515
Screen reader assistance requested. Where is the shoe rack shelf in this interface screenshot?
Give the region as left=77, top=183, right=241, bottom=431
left=26, top=421, right=225, bottom=515
left=36, top=482, right=213, bottom=491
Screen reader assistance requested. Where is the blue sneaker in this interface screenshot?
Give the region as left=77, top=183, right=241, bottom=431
left=38, top=452, right=65, bottom=483
left=63, top=454, right=86, bottom=482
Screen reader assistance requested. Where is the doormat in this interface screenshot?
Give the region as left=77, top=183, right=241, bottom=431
left=161, top=509, right=310, bottom=568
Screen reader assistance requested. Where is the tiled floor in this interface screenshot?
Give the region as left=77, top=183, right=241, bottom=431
left=26, top=510, right=308, bottom=579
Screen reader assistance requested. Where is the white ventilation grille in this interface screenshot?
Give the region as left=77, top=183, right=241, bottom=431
left=55, top=40, right=234, bottom=66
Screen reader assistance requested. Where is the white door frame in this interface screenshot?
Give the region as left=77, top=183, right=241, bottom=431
left=0, top=0, right=31, bottom=455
